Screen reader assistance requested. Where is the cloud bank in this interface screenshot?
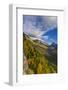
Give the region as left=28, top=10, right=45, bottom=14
left=23, top=15, right=57, bottom=45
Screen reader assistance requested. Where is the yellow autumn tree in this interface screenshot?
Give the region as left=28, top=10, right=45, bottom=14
left=37, top=63, right=43, bottom=74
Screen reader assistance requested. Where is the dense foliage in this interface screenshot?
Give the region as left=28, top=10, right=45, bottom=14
left=23, top=33, right=57, bottom=74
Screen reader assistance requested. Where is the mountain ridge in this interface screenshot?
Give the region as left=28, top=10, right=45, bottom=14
left=23, top=32, right=57, bottom=74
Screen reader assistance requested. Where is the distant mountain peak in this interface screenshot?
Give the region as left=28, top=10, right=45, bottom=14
left=50, top=42, right=57, bottom=49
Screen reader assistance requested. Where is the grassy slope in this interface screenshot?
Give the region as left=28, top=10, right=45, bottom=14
left=23, top=33, right=57, bottom=74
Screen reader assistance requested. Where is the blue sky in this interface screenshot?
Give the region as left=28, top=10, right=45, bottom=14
left=23, top=15, right=57, bottom=45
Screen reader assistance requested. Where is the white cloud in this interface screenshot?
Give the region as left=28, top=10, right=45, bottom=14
left=23, top=16, right=57, bottom=44
left=42, top=16, right=57, bottom=31
left=42, top=35, right=49, bottom=40
left=24, top=21, right=44, bottom=38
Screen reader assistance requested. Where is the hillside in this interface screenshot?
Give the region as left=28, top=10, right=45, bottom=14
left=23, top=33, right=57, bottom=74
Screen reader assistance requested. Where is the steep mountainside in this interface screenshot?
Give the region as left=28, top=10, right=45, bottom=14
left=23, top=33, right=57, bottom=74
